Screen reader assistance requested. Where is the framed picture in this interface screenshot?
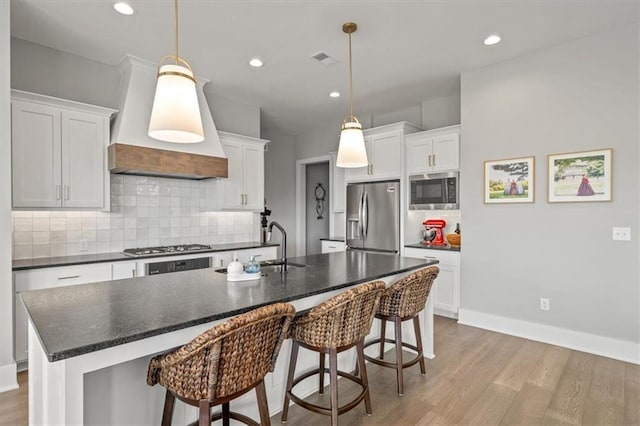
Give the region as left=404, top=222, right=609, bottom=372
left=548, top=149, right=612, bottom=203
left=484, top=156, right=535, bottom=203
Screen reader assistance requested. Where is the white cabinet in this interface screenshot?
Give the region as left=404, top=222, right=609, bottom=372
left=345, top=122, right=422, bottom=182
left=403, top=247, right=460, bottom=319
left=321, top=240, right=346, bottom=253
left=208, top=132, right=268, bottom=211
left=406, top=125, right=460, bottom=175
left=11, top=90, right=116, bottom=209
left=112, top=261, right=137, bottom=280
left=14, top=263, right=112, bottom=364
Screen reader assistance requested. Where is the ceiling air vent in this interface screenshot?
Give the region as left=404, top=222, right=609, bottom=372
left=310, top=51, right=338, bottom=66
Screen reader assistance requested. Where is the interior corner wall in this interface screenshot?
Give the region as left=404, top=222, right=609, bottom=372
left=421, top=92, right=461, bottom=130
left=459, top=24, right=639, bottom=358
left=263, top=128, right=297, bottom=257
left=0, top=1, right=18, bottom=393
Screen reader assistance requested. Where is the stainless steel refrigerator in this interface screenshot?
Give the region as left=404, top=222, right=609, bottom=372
left=346, top=180, right=400, bottom=254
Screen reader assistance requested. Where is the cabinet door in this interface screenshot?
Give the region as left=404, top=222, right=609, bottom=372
left=61, top=111, right=105, bottom=208
left=112, top=261, right=137, bottom=280
left=431, top=133, right=459, bottom=172
left=220, top=141, right=245, bottom=209
left=370, top=133, right=401, bottom=178
left=243, top=144, right=264, bottom=210
left=14, top=294, right=28, bottom=363
left=344, top=137, right=372, bottom=181
left=11, top=101, right=62, bottom=207
left=406, top=135, right=431, bottom=175
left=432, top=263, right=458, bottom=319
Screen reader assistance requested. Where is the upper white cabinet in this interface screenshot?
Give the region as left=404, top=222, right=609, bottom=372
left=345, top=122, right=422, bottom=182
left=406, top=125, right=460, bottom=175
left=11, top=90, right=116, bottom=209
left=209, top=131, right=268, bottom=211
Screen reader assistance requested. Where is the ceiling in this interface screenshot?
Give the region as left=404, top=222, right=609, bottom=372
left=10, top=0, right=639, bottom=135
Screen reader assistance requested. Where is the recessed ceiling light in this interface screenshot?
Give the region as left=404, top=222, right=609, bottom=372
left=249, top=58, right=264, bottom=68
left=329, top=91, right=341, bottom=98
left=483, top=34, right=501, bottom=46
left=113, top=2, right=134, bottom=15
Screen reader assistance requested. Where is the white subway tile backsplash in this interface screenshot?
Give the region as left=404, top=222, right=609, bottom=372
left=12, top=174, right=257, bottom=259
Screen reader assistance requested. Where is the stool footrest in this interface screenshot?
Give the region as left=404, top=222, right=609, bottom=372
left=287, top=367, right=368, bottom=416
left=363, top=338, right=423, bottom=369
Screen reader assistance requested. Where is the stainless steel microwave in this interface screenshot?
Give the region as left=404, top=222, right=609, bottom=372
left=409, top=172, right=459, bottom=210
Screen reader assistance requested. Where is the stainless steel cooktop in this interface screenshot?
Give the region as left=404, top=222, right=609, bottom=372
left=122, top=244, right=213, bottom=257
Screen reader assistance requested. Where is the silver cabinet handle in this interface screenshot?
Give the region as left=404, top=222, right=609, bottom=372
left=55, top=185, right=61, bottom=200
left=132, top=269, right=137, bottom=277
left=240, top=194, right=244, bottom=205
left=244, top=194, right=248, bottom=205
left=64, top=185, right=70, bottom=200
left=58, top=275, right=80, bottom=280
left=433, top=154, right=436, bottom=167
left=328, top=245, right=337, bottom=249
left=428, top=155, right=432, bottom=167
left=423, top=256, right=437, bottom=259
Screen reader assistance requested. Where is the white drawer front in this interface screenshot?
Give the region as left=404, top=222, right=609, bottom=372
left=235, top=247, right=278, bottom=263
left=321, top=241, right=346, bottom=253
left=403, top=247, right=459, bottom=266
left=14, top=263, right=112, bottom=292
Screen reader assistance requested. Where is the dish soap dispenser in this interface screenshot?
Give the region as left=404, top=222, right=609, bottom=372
left=227, top=255, right=244, bottom=275
left=245, top=256, right=261, bottom=274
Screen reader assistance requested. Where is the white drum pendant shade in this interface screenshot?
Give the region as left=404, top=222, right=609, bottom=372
left=148, top=64, right=204, bottom=143
left=337, top=121, right=368, bottom=168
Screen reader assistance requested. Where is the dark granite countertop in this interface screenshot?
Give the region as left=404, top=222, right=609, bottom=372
left=320, top=237, right=345, bottom=242
left=20, top=252, right=437, bottom=362
left=404, top=243, right=461, bottom=252
left=12, top=242, right=280, bottom=271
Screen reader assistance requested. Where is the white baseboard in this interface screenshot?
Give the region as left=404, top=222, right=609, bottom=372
left=0, top=362, right=18, bottom=393
left=458, top=309, right=640, bottom=365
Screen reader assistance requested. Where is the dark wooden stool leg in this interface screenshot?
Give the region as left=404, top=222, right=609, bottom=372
left=356, top=340, right=372, bottom=415
left=222, top=402, right=230, bottom=426
left=198, top=400, right=210, bottom=426
left=319, top=352, right=325, bottom=394
left=394, top=317, right=404, bottom=395
left=161, top=390, right=175, bottom=426
left=255, top=379, right=271, bottom=426
left=379, top=318, right=387, bottom=360
left=413, top=316, right=426, bottom=374
left=281, top=341, right=300, bottom=423
left=329, top=348, right=339, bottom=426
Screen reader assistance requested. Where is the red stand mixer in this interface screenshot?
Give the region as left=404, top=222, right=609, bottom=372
left=422, top=219, right=447, bottom=246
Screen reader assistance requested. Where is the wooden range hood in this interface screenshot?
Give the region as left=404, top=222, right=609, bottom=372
left=108, top=143, right=228, bottom=180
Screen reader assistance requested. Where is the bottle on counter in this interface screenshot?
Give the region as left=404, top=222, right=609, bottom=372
left=245, top=256, right=261, bottom=274
left=227, top=255, right=244, bottom=275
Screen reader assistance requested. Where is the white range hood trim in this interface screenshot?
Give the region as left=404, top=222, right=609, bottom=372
left=111, top=55, right=226, bottom=158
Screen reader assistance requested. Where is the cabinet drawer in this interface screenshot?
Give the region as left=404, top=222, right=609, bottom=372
left=14, top=263, right=112, bottom=292
left=235, top=247, right=278, bottom=263
left=322, top=241, right=346, bottom=253
left=403, top=247, right=459, bottom=266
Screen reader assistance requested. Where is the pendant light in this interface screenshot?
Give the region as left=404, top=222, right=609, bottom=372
left=336, top=22, right=368, bottom=168
left=148, top=0, right=204, bottom=143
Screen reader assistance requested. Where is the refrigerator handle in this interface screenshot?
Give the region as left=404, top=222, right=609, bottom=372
left=363, top=191, right=369, bottom=240
left=358, top=190, right=365, bottom=239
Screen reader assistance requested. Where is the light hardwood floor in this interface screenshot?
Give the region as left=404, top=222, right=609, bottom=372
left=1, top=316, right=637, bottom=425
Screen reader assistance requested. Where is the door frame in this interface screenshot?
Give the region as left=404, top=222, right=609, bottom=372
left=295, top=155, right=331, bottom=256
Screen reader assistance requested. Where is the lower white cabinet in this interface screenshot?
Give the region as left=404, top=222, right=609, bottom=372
left=14, top=263, right=112, bottom=364
left=112, top=261, right=137, bottom=280
left=321, top=240, right=346, bottom=253
left=403, top=247, right=460, bottom=319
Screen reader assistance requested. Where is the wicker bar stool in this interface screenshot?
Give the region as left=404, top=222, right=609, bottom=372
left=147, top=303, right=295, bottom=426
left=281, top=281, right=386, bottom=425
left=363, top=266, right=439, bottom=395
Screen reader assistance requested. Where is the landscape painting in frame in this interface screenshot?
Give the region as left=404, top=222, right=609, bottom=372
left=548, top=149, right=612, bottom=203
left=484, top=156, right=534, bottom=204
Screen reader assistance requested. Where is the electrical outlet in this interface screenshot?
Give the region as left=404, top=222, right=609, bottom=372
left=612, top=227, right=631, bottom=241
left=79, top=239, right=88, bottom=251
left=540, top=298, right=550, bottom=311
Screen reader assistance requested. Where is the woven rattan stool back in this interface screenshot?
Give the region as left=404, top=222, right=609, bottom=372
left=378, top=266, right=439, bottom=318
left=147, top=302, right=295, bottom=401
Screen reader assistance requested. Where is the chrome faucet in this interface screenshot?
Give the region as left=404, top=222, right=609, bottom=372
left=267, top=221, right=287, bottom=272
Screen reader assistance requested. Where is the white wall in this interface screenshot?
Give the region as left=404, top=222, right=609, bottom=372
left=0, top=1, right=18, bottom=392
left=305, top=163, right=329, bottom=255
left=421, top=92, right=461, bottom=130
left=262, top=128, right=297, bottom=257
left=459, top=24, right=639, bottom=362
left=10, top=38, right=261, bottom=138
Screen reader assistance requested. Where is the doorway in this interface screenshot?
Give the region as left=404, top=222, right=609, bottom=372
left=295, top=155, right=332, bottom=256
left=305, top=162, right=329, bottom=255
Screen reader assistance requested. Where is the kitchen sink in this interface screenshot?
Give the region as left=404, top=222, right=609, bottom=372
left=214, top=261, right=306, bottom=274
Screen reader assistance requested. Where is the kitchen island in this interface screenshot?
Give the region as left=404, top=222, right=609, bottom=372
left=22, top=251, right=437, bottom=425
